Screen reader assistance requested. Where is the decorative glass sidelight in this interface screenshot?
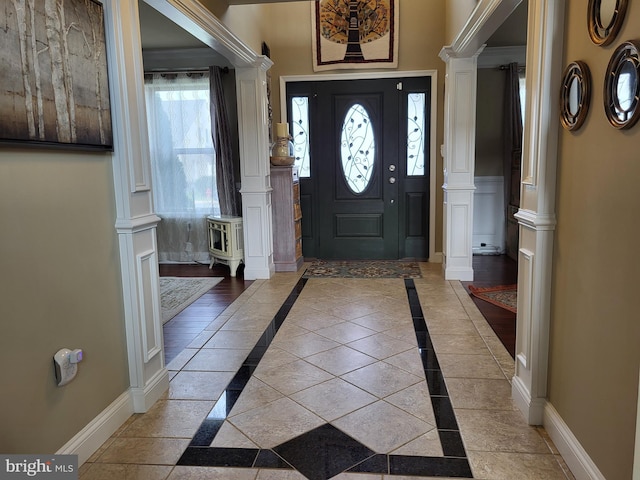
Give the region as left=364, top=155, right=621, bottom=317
left=290, top=97, right=311, bottom=177
left=407, top=93, right=426, bottom=176
left=340, top=103, right=375, bottom=194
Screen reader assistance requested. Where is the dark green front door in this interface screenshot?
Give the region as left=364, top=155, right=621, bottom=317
left=287, top=76, right=430, bottom=260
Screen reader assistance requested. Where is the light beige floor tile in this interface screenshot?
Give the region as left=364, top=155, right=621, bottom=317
left=456, top=409, right=551, bottom=454
left=273, top=331, right=341, bottom=358
left=182, top=348, right=250, bottom=372
left=273, top=323, right=310, bottom=341
left=211, top=420, right=259, bottom=448
left=120, top=400, right=214, bottom=438
left=468, top=451, right=569, bottom=480
left=383, top=349, right=425, bottom=377
left=391, top=429, right=442, bottom=457
left=424, top=317, right=478, bottom=336
left=315, top=321, right=377, bottom=344
left=438, top=353, right=506, bottom=379
left=327, top=300, right=383, bottom=321
left=255, top=358, right=334, bottom=395
left=430, top=334, right=489, bottom=355
left=291, top=378, right=377, bottom=422
left=286, top=309, right=345, bottom=331
left=255, top=469, right=308, bottom=479
left=229, top=397, right=324, bottom=448
left=203, top=330, right=264, bottom=349
left=167, top=371, right=235, bottom=400
left=96, top=437, right=190, bottom=465
left=422, top=305, right=470, bottom=321
left=185, top=331, right=215, bottom=349
left=446, top=378, right=516, bottom=411
left=204, top=315, right=231, bottom=331
left=80, top=463, right=172, bottom=480
left=385, top=381, right=437, bottom=426
left=228, top=377, right=284, bottom=417
left=347, top=333, right=414, bottom=360
left=305, top=345, right=377, bottom=376
left=332, top=400, right=432, bottom=453
left=418, top=294, right=462, bottom=307
left=166, top=349, right=199, bottom=371
left=253, top=347, right=299, bottom=374
left=350, top=312, right=403, bottom=333
left=341, top=361, right=422, bottom=398
left=167, top=466, right=258, bottom=480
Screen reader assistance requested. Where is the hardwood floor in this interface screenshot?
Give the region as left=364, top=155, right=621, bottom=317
left=160, top=263, right=253, bottom=364
left=461, top=255, right=518, bottom=358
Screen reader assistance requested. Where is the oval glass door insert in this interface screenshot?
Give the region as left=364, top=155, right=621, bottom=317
left=340, top=103, right=375, bottom=194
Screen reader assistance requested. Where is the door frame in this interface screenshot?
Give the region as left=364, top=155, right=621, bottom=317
left=279, top=70, right=439, bottom=263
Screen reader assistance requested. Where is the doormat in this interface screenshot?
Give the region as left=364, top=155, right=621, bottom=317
left=304, top=260, right=421, bottom=278
left=469, top=284, right=517, bottom=313
left=160, top=277, right=223, bottom=324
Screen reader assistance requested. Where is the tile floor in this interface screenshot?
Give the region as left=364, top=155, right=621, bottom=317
left=80, top=263, right=575, bottom=480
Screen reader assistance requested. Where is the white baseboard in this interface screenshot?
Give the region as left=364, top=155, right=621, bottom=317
left=511, top=376, right=545, bottom=424
left=131, top=368, right=169, bottom=412
left=57, top=391, right=133, bottom=465
left=544, top=402, right=606, bottom=480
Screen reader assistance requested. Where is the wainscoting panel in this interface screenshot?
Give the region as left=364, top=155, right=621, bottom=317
left=473, top=176, right=505, bottom=254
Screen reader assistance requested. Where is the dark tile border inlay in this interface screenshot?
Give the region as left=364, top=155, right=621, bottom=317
left=177, top=277, right=473, bottom=478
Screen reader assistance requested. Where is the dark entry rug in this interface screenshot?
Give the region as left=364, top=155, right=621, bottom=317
left=303, top=260, right=422, bottom=278
left=469, top=284, right=517, bottom=313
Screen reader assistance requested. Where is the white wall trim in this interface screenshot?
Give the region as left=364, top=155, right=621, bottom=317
left=450, top=0, right=523, bottom=57
left=130, top=367, right=169, bottom=412
left=544, top=402, right=607, bottom=480
left=57, top=391, right=133, bottom=466
left=279, top=70, right=438, bottom=263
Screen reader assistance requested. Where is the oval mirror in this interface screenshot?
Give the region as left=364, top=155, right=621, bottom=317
left=560, top=61, right=591, bottom=131
left=604, top=41, right=640, bottom=129
left=588, top=0, right=627, bottom=46
left=341, top=103, right=376, bottom=194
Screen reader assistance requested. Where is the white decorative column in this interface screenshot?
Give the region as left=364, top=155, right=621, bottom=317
left=511, top=0, right=564, bottom=425
left=104, top=0, right=167, bottom=412
left=236, top=60, right=275, bottom=280
left=439, top=49, right=482, bottom=281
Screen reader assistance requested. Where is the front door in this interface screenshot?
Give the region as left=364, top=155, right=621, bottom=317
left=286, top=76, right=430, bottom=260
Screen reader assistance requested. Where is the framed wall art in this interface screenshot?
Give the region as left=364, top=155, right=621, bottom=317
left=312, top=0, right=398, bottom=72
left=0, top=0, right=113, bottom=150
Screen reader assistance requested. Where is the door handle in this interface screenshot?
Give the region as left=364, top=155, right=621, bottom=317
left=389, top=176, right=396, bottom=184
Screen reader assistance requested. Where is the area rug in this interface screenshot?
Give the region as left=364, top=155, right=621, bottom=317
left=469, top=284, right=517, bottom=313
left=160, top=277, right=223, bottom=324
left=304, top=260, right=421, bottom=279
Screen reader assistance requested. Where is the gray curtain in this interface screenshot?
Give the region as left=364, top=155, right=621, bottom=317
left=209, top=66, right=240, bottom=217
left=503, top=63, right=523, bottom=223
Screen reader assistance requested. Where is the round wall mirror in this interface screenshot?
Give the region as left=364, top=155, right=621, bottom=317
left=560, top=61, right=591, bottom=131
left=604, top=41, right=640, bottom=129
left=588, top=0, right=627, bottom=46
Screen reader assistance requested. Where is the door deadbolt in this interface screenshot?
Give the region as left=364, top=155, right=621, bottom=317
left=389, top=164, right=396, bottom=172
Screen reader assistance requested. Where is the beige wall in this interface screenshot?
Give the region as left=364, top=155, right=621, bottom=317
left=549, top=2, right=640, bottom=478
left=0, top=150, right=129, bottom=453
left=445, top=0, right=477, bottom=45
left=232, top=0, right=447, bottom=253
